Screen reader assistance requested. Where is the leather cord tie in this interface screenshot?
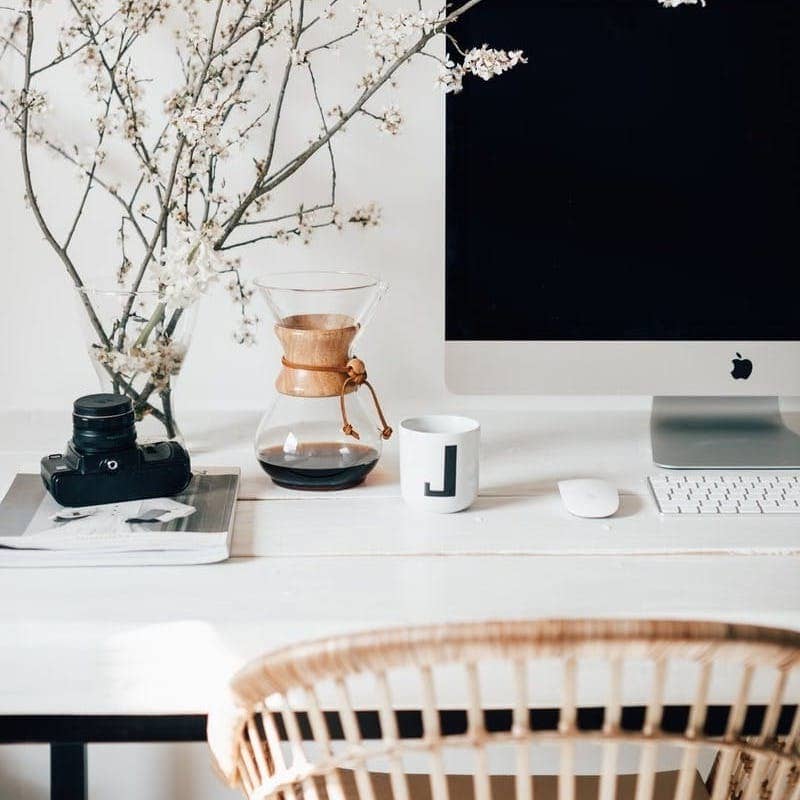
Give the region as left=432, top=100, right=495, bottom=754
left=280, top=356, right=393, bottom=441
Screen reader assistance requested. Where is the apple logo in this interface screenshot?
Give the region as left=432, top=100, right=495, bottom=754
left=731, top=352, right=753, bottom=380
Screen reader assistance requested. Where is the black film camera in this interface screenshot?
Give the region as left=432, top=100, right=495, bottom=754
left=41, top=394, right=192, bottom=507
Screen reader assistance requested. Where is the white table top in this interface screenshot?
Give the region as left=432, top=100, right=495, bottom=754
left=0, top=409, right=799, bottom=715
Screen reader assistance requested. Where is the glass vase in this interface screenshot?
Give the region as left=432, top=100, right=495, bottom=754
left=255, top=271, right=392, bottom=490
left=74, top=286, right=198, bottom=443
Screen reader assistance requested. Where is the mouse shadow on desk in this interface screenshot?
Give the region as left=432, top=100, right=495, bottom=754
left=615, top=493, right=646, bottom=518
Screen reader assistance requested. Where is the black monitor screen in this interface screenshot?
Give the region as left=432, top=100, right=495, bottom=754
left=446, top=0, right=800, bottom=341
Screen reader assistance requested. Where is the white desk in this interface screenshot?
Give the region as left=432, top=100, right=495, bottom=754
left=1, top=408, right=799, bottom=718
left=2, top=409, right=799, bottom=798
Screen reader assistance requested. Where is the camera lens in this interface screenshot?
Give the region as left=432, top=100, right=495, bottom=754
left=72, top=393, right=137, bottom=453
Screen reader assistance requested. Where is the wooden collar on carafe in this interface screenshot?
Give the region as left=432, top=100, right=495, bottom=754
left=276, top=316, right=392, bottom=441
left=280, top=356, right=393, bottom=441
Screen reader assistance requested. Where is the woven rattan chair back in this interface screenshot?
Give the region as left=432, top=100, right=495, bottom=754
left=208, top=619, right=800, bottom=800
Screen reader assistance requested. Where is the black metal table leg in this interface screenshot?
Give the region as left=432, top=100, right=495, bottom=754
left=0, top=705, right=791, bottom=800
left=50, top=742, right=87, bottom=800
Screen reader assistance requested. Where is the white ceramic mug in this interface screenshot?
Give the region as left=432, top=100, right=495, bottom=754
left=399, top=416, right=480, bottom=513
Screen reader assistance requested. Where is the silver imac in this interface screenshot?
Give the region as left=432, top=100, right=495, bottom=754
left=445, top=0, right=800, bottom=468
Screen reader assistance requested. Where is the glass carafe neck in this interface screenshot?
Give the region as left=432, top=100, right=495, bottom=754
left=256, top=272, right=386, bottom=334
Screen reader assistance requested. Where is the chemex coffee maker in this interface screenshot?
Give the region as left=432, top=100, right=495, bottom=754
left=254, top=272, right=393, bottom=490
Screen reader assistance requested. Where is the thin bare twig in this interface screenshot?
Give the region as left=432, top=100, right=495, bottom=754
left=18, top=6, right=110, bottom=347
left=218, top=217, right=338, bottom=251
left=239, top=201, right=333, bottom=226
left=29, top=11, right=117, bottom=77
left=306, top=58, right=337, bottom=205
left=261, top=0, right=305, bottom=182
left=63, top=48, right=118, bottom=250
left=304, top=22, right=360, bottom=57
left=0, top=32, right=23, bottom=57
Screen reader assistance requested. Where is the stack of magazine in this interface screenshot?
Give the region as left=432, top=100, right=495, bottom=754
left=0, top=468, right=240, bottom=567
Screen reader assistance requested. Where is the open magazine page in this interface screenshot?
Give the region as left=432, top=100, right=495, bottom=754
left=0, top=471, right=239, bottom=556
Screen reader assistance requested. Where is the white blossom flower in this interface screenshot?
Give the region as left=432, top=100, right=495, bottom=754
left=365, top=8, right=436, bottom=64
left=157, top=227, right=221, bottom=310
left=116, top=256, right=132, bottom=284
left=226, top=277, right=253, bottom=304
left=94, top=339, right=186, bottom=391
left=10, top=88, right=48, bottom=116
left=377, top=104, right=403, bottom=135
left=175, top=104, right=221, bottom=148
left=462, top=45, right=527, bottom=82
left=435, top=61, right=465, bottom=94
left=298, top=214, right=314, bottom=243
left=353, top=0, right=369, bottom=25
left=356, top=71, right=378, bottom=91
left=76, top=144, right=106, bottom=170
left=437, top=47, right=526, bottom=93
left=349, top=202, right=381, bottom=227
left=233, top=317, right=258, bottom=346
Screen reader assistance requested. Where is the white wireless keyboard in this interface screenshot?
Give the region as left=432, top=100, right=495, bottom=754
left=648, top=473, right=800, bottom=514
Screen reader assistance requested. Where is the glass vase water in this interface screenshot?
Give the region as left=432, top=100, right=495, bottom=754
left=74, top=286, right=198, bottom=443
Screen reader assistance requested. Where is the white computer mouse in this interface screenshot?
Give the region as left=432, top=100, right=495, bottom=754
left=558, top=479, right=620, bottom=519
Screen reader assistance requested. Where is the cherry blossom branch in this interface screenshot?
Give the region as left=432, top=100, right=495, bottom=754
left=260, top=0, right=305, bottom=183
left=63, top=54, right=118, bottom=250
left=17, top=3, right=110, bottom=348
left=29, top=10, right=118, bottom=77
left=213, top=0, right=292, bottom=57
left=304, top=22, right=360, bottom=57
left=15, top=5, right=167, bottom=422
left=214, top=0, right=490, bottom=249
left=216, top=47, right=405, bottom=240
left=122, top=0, right=226, bottom=328
left=0, top=31, right=23, bottom=57
left=0, top=13, right=23, bottom=61
left=239, top=201, right=334, bottom=226
left=43, top=136, right=150, bottom=251
left=306, top=59, right=337, bottom=208
left=218, top=216, right=339, bottom=251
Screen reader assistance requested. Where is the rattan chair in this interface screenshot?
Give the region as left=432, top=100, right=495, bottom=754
left=208, top=619, right=800, bottom=800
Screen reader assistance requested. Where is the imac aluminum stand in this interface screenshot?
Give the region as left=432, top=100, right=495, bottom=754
left=651, top=396, right=800, bottom=469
